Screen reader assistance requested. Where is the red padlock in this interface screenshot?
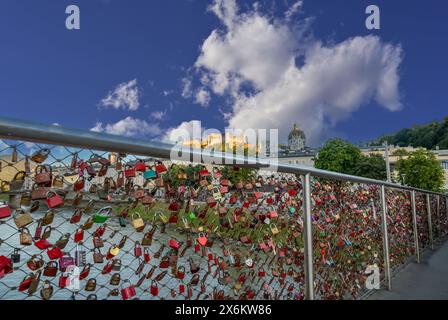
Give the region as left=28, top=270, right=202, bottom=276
left=144, top=248, right=151, bottom=263
left=121, top=280, right=136, bottom=300
left=169, top=239, right=180, bottom=250
left=46, top=191, right=63, bottom=209
left=102, top=261, right=113, bottom=274
left=73, top=176, right=85, bottom=192
left=134, top=242, right=142, bottom=257
left=70, top=210, right=82, bottom=224
left=18, top=275, right=33, bottom=291
left=0, top=256, right=13, bottom=276
left=74, top=228, right=84, bottom=243
left=79, top=264, right=91, bottom=280
left=93, top=225, right=106, bottom=238
left=0, top=201, right=11, bottom=219
left=47, top=246, right=63, bottom=260
left=155, top=161, right=167, bottom=174
left=179, top=284, right=185, bottom=294
left=176, top=266, right=185, bottom=280
left=134, top=160, right=146, bottom=172
left=34, top=220, right=43, bottom=240
left=258, top=268, right=266, bottom=277
left=150, top=280, right=159, bottom=296
left=58, top=275, right=69, bottom=288
left=35, top=238, right=52, bottom=250
left=124, top=165, right=136, bottom=178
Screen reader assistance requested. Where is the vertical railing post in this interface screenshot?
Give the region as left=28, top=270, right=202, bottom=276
left=380, top=185, right=392, bottom=290
left=411, top=191, right=420, bottom=263
left=427, top=194, right=434, bottom=250
left=302, top=173, right=314, bottom=300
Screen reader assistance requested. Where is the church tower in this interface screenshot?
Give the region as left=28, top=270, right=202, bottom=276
left=288, top=123, right=306, bottom=151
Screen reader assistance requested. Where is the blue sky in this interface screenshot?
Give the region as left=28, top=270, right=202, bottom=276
left=0, top=0, right=447, bottom=147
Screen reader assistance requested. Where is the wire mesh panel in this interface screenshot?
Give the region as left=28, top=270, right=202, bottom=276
left=0, top=139, right=305, bottom=300
left=311, top=179, right=384, bottom=300
left=440, top=197, right=448, bottom=237
left=385, top=188, right=414, bottom=271
left=429, top=195, right=440, bottom=242
left=415, top=192, right=430, bottom=250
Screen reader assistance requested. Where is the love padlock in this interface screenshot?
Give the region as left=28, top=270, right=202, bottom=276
left=74, top=228, right=84, bottom=243
left=0, top=201, right=11, bottom=219
left=134, top=242, right=142, bottom=257
left=197, top=233, right=208, bottom=247
left=121, top=280, right=136, bottom=300
left=150, top=280, right=159, bottom=296
left=106, top=246, right=120, bottom=260
left=46, top=191, right=63, bottom=209
left=144, top=248, right=151, bottom=263
left=132, top=213, right=145, bottom=232
left=169, top=239, right=180, bottom=250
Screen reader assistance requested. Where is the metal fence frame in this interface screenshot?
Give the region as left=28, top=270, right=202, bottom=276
left=0, top=116, right=447, bottom=300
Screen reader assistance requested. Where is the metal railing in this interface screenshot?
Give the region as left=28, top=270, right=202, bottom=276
left=0, top=116, right=447, bottom=300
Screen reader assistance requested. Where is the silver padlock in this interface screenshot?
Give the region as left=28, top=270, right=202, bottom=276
left=75, top=243, right=86, bottom=267
left=112, top=259, right=122, bottom=271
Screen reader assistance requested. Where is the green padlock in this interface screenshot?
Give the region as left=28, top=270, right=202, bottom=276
left=187, top=212, right=196, bottom=221
left=119, top=216, right=126, bottom=227
left=94, top=207, right=113, bottom=224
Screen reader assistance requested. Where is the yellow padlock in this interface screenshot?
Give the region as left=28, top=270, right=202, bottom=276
left=132, top=213, right=145, bottom=231
left=109, top=246, right=120, bottom=257
left=270, top=224, right=279, bottom=235
left=159, top=212, right=168, bottom=224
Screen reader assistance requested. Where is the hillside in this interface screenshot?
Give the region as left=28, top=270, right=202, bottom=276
left=368, top=116, right=448, bottom=150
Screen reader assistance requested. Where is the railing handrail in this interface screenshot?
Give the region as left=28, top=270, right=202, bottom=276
left=0, top=116, right=445, bottom=197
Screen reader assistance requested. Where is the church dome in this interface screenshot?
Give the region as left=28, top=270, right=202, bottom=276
left=288, top=123, right=305, bottom=140
left=288, top=123, right=306, bottom=151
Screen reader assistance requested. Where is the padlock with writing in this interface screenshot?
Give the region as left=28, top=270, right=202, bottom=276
left=75, top=243, right=86, bottom=267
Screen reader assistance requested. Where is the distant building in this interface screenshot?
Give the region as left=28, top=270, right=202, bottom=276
left=276, top=124, right=448, bottom=189
left=288, top=123, right=306, bottom=151
left=277, top=124, right=317, bottom=167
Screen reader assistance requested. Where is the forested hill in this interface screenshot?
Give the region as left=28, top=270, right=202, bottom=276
left=368, top=116, right=448, bottom=149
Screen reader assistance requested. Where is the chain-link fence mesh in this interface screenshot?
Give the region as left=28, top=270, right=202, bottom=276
left=0, top=138, right=446, bottom=300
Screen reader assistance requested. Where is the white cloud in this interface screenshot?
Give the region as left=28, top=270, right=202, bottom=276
left=195, top=88, right=211, bottom=107
left=285, top=1, right=303, bottom=20
left=162, top=120, right=203, bottom=144
left=188, top=0, right=403, bottom=145
left=90, top=117, right=161, bottom=137
left=100, top=79, right=140, bottom=111
left=181, top=77, right=193, bottom=98
left=150, top=110, right=166, bottom=121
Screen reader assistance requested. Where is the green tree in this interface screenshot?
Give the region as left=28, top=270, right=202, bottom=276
left=392, top=148, right=409, bottom=157
left=396, top=149, right=445, bottom=192
left=355, top=154, right=387, bottom=180
left=315, top=139, right=363, bottom=175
